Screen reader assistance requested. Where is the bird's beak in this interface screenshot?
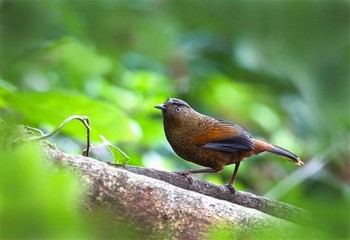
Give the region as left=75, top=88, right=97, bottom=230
left=154, top=104, right=166, bottom=110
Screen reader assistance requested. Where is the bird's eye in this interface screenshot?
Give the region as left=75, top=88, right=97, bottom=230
left=175, top=107, right=181, bottom=112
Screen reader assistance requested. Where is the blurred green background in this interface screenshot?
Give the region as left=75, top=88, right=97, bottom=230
left=0, top=0, right=349, bottom=239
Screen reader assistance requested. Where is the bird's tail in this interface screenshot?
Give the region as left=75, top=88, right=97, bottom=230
left=253, top=139, right=304, bottom=166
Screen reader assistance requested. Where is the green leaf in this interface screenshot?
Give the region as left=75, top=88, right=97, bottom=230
left=52, top=38, right=112, bottom=76
left=100, top=135, right=130, bottom=164
left=6, top=91, right=138, bottom=142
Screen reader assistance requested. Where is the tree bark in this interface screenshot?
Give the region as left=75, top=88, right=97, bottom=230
left=44, top=143, right=324, bottom=239
left=112, top=164, right=311, bottom=224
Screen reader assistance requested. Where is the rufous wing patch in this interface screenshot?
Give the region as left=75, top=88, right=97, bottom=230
left=191, top=124, right=241, bottom=145
left=191, top=121, right=254, bottom=152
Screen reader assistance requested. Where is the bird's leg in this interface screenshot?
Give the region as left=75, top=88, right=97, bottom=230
left=226, top=161, right=241, bottom=193
left=174, top=168, right=216, bottom=184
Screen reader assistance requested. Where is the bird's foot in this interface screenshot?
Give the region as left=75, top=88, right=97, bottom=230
left=174, top=170, right=194, bottom=184
left=225, top=184, right=236, bottom=194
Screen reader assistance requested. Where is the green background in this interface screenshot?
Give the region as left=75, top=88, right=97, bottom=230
left=0, top=0, right=349, bottom=239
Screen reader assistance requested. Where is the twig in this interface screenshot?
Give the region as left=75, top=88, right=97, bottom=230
left=27, top=115, right=91, bottom=156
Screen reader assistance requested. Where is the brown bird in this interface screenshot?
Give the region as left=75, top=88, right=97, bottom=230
left=155, top=98, right=304, bottom=192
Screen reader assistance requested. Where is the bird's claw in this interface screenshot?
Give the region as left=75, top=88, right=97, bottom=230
left=174, top=171, right=194, bottom=184
left=225, top=184, right=236, bottom=194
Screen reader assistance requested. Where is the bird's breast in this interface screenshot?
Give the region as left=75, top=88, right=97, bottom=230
left=164, top=124, right=238, bottom=170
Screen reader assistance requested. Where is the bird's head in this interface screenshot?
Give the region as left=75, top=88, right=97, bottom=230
left=155, top=98, right=196, bottom=125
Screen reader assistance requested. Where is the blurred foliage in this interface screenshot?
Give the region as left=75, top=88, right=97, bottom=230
left=204, top=221, right=327, bottom=240
left=0, top=129, right=150, bottom=239
left=0, top=0, right=349, bottom=238
left=0, top=141, right=87, bottom=239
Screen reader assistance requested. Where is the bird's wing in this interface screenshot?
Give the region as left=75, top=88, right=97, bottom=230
left=191, top=119, right=254, bottom=153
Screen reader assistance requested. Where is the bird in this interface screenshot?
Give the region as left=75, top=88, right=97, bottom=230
left=155, top=98, right=304, bottom=193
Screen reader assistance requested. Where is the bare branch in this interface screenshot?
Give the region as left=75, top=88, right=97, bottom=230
left=43, top=143, right=325, bottom=239
left=111, top=164, right=311, bottom=224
